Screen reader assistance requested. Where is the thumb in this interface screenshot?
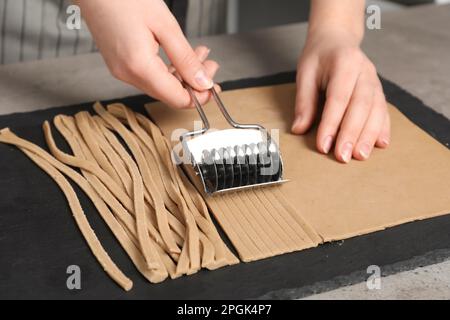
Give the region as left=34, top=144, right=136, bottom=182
left=157, top=23, right=213, bottom=91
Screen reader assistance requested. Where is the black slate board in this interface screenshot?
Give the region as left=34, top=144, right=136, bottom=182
left=0, top=72, right=449, bottom=299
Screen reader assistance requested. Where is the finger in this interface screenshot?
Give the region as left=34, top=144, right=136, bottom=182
left=291, top=61, right=320, bottom=135
left=133, top=55, right=192, bottom=109
left=191, top=60, right=220, bottom=105
left=316, top=58, right=361, bottom=154
left=194, top=84, right=221, bottom=105
left=334, top=74, right=375, bottom=163
left=168, top=45, right=211, bottom=73
left=168, top=58, right=220, bottom=107
left=376, top=111, right=391, bottom=148
left=353, top=87, right=387, bottom=160
left=203, top=59, right=219, bottom=77
left=194, top=45, right=211, bottom=62
left=168, top=48, right=218, bottom=106
left=156, top=21, right=213, bottom=91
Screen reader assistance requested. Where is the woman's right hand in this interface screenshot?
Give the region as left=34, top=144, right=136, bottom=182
left=76, top=0, right=219, bottom=108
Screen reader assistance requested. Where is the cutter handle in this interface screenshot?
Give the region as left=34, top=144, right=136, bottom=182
left=180, top=81, right=269, bottom=144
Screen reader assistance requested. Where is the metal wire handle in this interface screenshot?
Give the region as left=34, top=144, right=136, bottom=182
left=181, top=83, right=266, bottom=144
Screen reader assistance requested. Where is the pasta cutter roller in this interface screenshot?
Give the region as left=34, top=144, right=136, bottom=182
left=180, top=84, right=286, bottom=195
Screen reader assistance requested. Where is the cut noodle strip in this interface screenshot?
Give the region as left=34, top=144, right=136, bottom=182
left=0, top=102, right=241, bottom=289
left=0, top=128, right=133, bottom=290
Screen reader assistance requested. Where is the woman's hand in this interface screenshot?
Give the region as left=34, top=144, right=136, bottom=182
left=292, top=30, right=390, bottom=163
left=76, top=0, right=219, bottom=108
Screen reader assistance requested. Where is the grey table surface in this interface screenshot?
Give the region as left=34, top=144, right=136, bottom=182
left=0, top=4, right=449, bottom=299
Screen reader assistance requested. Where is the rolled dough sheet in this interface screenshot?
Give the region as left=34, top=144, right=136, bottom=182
left=146, top=83, right=450, bottom=243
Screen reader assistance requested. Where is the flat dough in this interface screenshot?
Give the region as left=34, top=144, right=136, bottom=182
left=146, top=83, right=450, bottom=261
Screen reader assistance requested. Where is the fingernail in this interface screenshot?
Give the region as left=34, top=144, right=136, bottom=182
left=291, top=116, right=302, bottom=132
left=381, top=138, right=390, bottom=147
left=359, top=143, right=371, bottom=159
left=322, top=135, right=333, bottom=154
left=199, top=47, right=210, bottom=61
left=194, top=69, right=213, bottom=89
left=341, top=142, right=353, bottom=163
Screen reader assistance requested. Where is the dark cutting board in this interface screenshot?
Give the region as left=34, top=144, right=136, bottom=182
left=0, top=72, right=449, bottom=299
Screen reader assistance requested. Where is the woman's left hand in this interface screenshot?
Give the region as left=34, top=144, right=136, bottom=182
left=292, top=30, right=390, bottom=163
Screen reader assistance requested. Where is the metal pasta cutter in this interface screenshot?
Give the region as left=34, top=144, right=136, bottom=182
left=180, top=85, right=286, bottom=195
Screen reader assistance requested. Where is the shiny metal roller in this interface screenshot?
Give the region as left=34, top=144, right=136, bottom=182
left=180, top=84, right=286, bottom=195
